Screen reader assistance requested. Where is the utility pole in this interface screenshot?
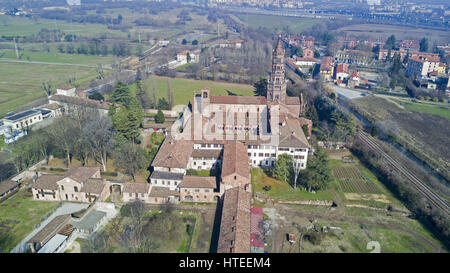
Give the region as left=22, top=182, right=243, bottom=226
left=217, top=21, right=220, bottom=37
left=54, top=18, right=59, bottom=42
left=70, top=19, right=75, bottom=42
left=13, top=37, right=19, bottom=59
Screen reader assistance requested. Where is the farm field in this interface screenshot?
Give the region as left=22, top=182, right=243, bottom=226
left=0, top=48, right=116, bottom=66
left=0, top=62, right=100, bottom=117
left=0, top=15, right=126, bottom=39
left=135, top=76, right=254, bottom=107
left=235, top=13, right=320, bottom=33
left=336, top=24, right=450, bottom=42
left=0, top=188, right=59, bottom=253
left=333, top=166, right=382, bottom=194
left=351, top=96, right=450, bottom=181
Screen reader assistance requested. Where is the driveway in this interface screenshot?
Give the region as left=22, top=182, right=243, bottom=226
left=10, top=202, right=89, bottom=253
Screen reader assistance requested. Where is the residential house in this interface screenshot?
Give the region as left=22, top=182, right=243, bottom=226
left=3, top=109, right=43, bottom=131
left=177, top=50, right=201, bottom=64
left=32, top=167, right=109, bottom=203
left=334, top=63, right=349, bottom=81
left=348, top=71, right=362, bottom=88
left=178, top=175, right=218, bottom=203
left=122, top=182, right=150, bottom=203
left=406, top=56, right=440, bottom=77
left=319, top=56, right=335, bottom=81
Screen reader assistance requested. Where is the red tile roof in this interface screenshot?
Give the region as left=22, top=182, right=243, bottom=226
left=210, top=95, right=267, bottom=105
left=123, top=182, right=150, bottom=193
left=179, top=176, right=216, bottom=189
left=217, top=187, right=251, bottom=253
left=33, top=174, right=63, bottom=191
left=151, top=135, right=193, bottom=168
left=65, top=167, right=100, bottom=183
left=221, top=142, right=250, bottom=179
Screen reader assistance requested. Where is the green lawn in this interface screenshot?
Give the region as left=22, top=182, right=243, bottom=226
left=236, top=13, right=321, bottom=33
left=135, top=76, right=254, bottom=107
left=0, top=189, right=58, bottom=252
left=0, top=62, right=100, bottom=117
left=251, top=168, right=336, bottom=201
left=399, top=101, right=450, bottom=120
left=0, top=48, right=115, bottom=66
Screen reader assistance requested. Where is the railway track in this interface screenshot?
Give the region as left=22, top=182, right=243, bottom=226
left=358, top=131, right=450, bottom=215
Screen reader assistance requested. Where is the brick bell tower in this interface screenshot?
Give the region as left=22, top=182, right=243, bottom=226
left=267, top=37, right=287, bottom=103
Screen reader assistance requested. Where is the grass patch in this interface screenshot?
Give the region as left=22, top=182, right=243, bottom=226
left=135, top=76, right=254, bottom=108
left=251, top=168, right=335, bottom=201
left=400, top=101, right=450, bottom=120
left=0, top=188, right=58, bottom=252
left=0, top=62, right=100, bottom=117
left=236, top=13, right=321, bottom=33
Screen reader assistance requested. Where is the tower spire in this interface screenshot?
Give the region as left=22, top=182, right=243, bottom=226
left=267, top=37, right=287, bottom=103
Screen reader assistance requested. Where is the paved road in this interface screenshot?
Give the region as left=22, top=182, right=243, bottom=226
left=10, top=202, right=89, bottom=253
left=329, top=84, right=370, bottom=100
left=0, top=58, right=111, bottom=69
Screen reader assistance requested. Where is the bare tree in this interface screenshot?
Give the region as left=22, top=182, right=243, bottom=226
left=48, top=117, right=79, bottom=167
left=82, top=115, right=115, bottom=171
left=292, top=159, right=301, bottom=189
left=114, top=141, right=147, bottom=181
left=42, top=81, right=52, bottom=97
left=151, top=76, right=157, bottom=109
left=167, top=79, right=174, bottom=109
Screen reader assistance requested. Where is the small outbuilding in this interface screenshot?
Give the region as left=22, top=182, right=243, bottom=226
left=72, top=210, right=107, bottom=235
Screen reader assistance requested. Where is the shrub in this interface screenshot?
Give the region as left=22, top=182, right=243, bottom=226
left=120, top=204, right=131, bottom=217
left=262, top=185, right=272, bottom=191
left=155, top=109, right=165, bottom=123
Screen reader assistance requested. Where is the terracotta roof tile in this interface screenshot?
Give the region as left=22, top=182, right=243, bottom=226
left=190, top=149, right=222, bottom=159
left=123, top=182, right=150, bottom=193
left=179, top=176, right=216, bottom=189
left=151, top=135, right=193, bottom=168
left=65, top=167, right=100, bottom=183
left=148, top=186, right=178, bottom=198
left=33, top=174, right=63, bottom=191
left=81, top=178, right=106, bottom=195
left=210, top=95, right=266, bottom=105
left=0, top=180, right=19, bottom=196
left=217, top=187, right=251, bottom=253
left=221, top=142, right=250, bottom=179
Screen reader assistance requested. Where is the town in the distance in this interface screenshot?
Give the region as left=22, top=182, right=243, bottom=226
left=0, top=0, right=448, bottom=255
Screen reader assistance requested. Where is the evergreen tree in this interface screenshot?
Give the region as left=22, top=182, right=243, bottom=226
left=155, top=109, right=165, bottom=124
left=385, top=35, right=396, bottom=50
left=111, top=81, right=133, bottom=106
left=253, top=78, right=267, bottom=97
left=272, top=154, right=294, bottom=184
left=298, top=148, right=331, bottom=192
left=305, top=104, right=319, bottom=125
left=419, top=38, right=429, bottom=52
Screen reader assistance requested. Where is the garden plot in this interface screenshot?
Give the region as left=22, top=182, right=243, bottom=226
left=332, top=166, right=382, bottom=194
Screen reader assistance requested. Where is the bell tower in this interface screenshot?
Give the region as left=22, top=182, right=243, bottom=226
left=267, top=37, right=287, bottom=103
